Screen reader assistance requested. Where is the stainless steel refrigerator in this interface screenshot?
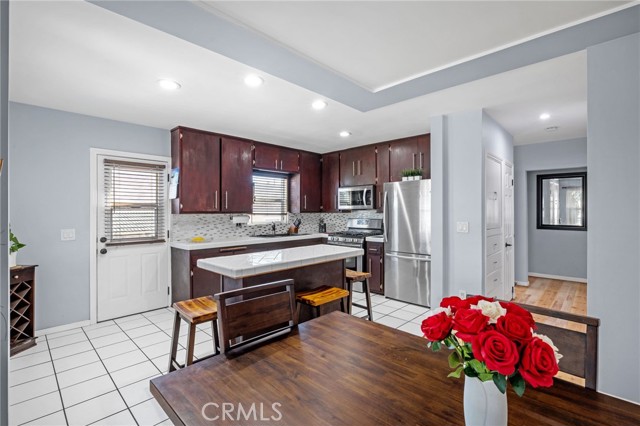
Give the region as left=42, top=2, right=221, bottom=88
left=383, top=180, right=431, bottom=307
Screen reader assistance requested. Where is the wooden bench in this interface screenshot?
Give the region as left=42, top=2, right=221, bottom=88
left=514, top=302, right=599, bottom=390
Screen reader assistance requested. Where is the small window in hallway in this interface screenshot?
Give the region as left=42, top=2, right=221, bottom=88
left=537, top=172, right=587, bottom=231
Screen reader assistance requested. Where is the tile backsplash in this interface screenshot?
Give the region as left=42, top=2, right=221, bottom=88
left=171, top=211, right=383, bottom=242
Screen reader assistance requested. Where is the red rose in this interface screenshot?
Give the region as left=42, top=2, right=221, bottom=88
left=465, top=295, right=494, bottom=307
left=421, top=311, right=453, bottom=341
left=500, top=302, right=536, bottom=329
left=519, top=337, right=559, bottom=388
left=496, top=313, right=533, bottom=346
left=452, top=308, right=489, bottom=342
left=440, top=296, right=465, bottom=312
left=472, top=330, right=519, bottom=376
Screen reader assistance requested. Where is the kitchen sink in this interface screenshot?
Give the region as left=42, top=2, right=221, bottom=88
left=255, top=233, right=309, bottom=238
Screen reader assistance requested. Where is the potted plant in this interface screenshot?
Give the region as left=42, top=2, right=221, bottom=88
left=411, top=168, right=423, bottom=180
left=9, top=230, right=26, bottom=267
left=401, top=169, right=413, bottom=181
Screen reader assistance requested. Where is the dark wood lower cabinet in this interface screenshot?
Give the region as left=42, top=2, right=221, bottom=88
left=365, top=242, right=384, bottom=294
left=171, top=238, right=324, bottom=303
left=10, top=265, right=38, bottom=356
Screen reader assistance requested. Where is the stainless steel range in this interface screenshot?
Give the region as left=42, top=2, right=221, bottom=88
left=327, top=218, right=384, bottom=271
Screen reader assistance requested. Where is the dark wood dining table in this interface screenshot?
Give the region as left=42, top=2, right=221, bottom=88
left=151, top=311, right=640, bottom=425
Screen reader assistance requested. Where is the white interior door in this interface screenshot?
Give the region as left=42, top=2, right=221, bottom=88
left=96, top=154, right=170, bottom=321
left=503, top=162, right=515, bottom=300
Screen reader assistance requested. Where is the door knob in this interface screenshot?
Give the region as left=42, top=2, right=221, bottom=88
left=100, top=248, right=107, bottom=254
left=99, top=237, right=107, bottom=243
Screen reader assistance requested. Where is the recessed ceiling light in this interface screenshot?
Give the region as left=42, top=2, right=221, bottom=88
left=539, top=113, right=551, bottom=120
left=545, top=126, right=559, bottom=132
left=158, top=79, right=181, bottom=91
left=312, top=100, right=328, bottom=110
left=339, top=131, right=351, bottom=138
left=244, top=74, right=264, bottom=87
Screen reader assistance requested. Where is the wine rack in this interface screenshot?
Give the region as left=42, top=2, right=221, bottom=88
left=10, top=265, right=38, bottom=356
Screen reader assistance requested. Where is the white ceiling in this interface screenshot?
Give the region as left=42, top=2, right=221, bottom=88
left=7, top=1, right=633, bottom=151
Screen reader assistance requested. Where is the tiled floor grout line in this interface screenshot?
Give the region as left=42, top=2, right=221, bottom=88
left=79, top=327, right=141, bottom=426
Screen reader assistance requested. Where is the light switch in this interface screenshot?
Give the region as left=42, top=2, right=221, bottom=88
left=456, top=222, right=469, bottom=233
left=61, top=228, right=76, bottom=241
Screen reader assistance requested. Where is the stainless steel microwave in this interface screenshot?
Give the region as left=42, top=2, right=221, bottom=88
left=338, top=185, right=375, bottom=210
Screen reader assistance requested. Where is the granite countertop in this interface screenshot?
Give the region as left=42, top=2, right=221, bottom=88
left=170, top=233, right=328, bottom=250
left=196, top=244, right=363, bottom=279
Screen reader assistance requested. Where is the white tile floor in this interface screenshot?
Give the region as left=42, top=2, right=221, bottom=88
left=9, top=293, right=429, bottom=425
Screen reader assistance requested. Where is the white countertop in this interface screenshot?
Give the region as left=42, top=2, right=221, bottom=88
left=171, top=233, right=328, bottom=250
left=366, top=236, right=384, bottom=243
left=197, top=244, right=363, bottom=279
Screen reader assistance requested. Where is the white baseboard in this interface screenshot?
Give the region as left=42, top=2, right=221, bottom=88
left=516, top=280, right=530, bottom=287
left=36, top=320, right=92, bottom=337
left=528, top=272, right=587, bottom=284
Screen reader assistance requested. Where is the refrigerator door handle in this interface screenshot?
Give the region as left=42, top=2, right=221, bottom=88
left=383, top=191, right=389, bottom=243
left=385, top=253, right=431, bottom=262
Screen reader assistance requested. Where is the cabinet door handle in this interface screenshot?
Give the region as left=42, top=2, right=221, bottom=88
left=225, top=191, right=228, bottom=210
left=275, top=159, right=278, bottom=169
left=378, top=191, right=381, bottom=208
left=280, top=160, right=283, bottom=170
left=304, top=195, right=307, bottom=210
left=215, top=190, right=218, bottom=210
left=352, top=161, right=355, bottom=176
left=419, top=152, right=424, bottom=169
left=368, top=258, right=372, bottom=273
left=219, top=246, right=247, bottom=253
left=412, top=153, right=416, bottom=169
left=13, top=275, right=19, bottom=279
left=180, top=203, right=183, bottom=210
left=336, top=194, right=339, bottom=210
left=358, top=160, right=361, bottom=176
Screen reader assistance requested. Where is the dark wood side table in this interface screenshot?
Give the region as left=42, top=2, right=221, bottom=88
left=10, top=265, right=38, bottom=356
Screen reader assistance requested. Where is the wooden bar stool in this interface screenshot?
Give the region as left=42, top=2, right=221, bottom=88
left=168, top=295, right=219, bottom=372
left=295, top=285, right=350, bottom=322
left=345, top=269, right=374, bottom=321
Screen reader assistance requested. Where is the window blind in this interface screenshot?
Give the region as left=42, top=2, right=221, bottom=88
left=103, top=159, right=167, bottom=244
left=252, top=172, right=288, bottom=222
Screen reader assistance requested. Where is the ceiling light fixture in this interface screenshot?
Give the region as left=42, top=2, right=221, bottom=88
left=339, top=131, right=351, bottom=138
left=158, top=79, right=181, bottom=91
left=312, top=100, right=328, bottom=110
left=539, top=113, right=551, bottom=120
left=244, top=74, right=264, bottom=87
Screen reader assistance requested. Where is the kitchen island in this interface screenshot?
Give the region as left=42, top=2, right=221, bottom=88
left=197, top=244, right=363, bottom=321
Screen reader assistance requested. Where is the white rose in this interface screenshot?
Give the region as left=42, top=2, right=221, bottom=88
left=426, top=306, right=452, bottom=318
left=473, top=300, right=506, bottom=324
left=533, top=333, right=563, bottom=362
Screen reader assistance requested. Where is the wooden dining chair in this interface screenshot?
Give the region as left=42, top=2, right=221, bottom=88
left=513, top=302, right=600, bottom=390
left=214, top=279, right=297, bottom=354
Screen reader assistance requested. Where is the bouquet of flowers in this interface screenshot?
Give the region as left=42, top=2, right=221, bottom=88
left=421, top=295, right=562, bottom=396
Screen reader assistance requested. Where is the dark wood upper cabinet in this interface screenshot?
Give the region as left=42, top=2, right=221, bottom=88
left=375, top=144, right=390, bottom=210
left=253, top=142, right=299, bottom=173
left=389, top=134, right=431, bottom=182
left=322, top=152, right=340, bottom=212
left=339, top=145, right=376, bottom=187
left=171, top=127, right=221, bottom=214
left=221, top=136, right=254, bottom=213
left=290, top=151, right=322, bottom=213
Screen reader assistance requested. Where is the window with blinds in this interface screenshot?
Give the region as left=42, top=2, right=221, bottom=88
left=103, top=159, right=167, bottom=244
left=252, top=172, right=288, bottom=224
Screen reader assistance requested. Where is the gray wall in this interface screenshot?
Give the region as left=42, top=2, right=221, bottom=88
left=513, top=138, right=588, bottom=283
left=9, top=103, right=169, bottom=330
left=587, top=33, right=640, bottom=402
left=1, top=0, right=9, bottom=422
left=431, top=110, right=513, bottom=301
left=527, top=168, right=587, bottom=279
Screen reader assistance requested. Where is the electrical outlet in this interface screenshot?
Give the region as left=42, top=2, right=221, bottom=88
left=456, top=221, right=469, bottom=233
left=61, top=228, right=76, bottom=241
left=459, top=290, right=467, bottom=299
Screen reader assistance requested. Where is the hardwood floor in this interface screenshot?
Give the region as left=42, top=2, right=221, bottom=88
left=514, top=275, right=586, bottom=314
left=514, top=276, right=589, bottom=386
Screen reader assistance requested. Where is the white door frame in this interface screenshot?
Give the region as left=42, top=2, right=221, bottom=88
left=89, top=148, right=171, bottom=325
